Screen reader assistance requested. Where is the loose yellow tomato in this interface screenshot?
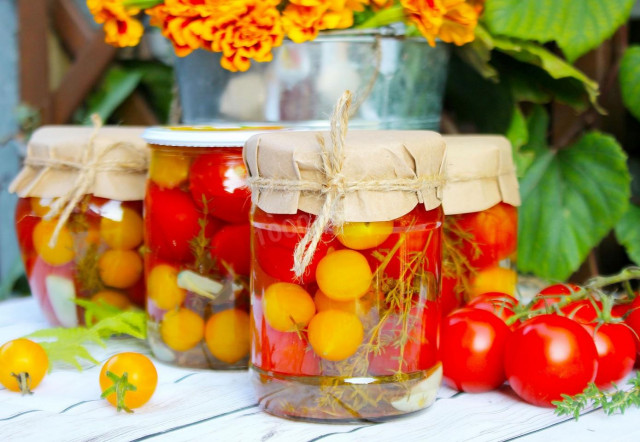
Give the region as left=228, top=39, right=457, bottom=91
left=263, top=282, right=316, bottom=332
left=204, top=309, right=250, bottom=364
left=30, top=197, right=57, bottom=217
left=337, top=221, right=394, bottom=250
left=161, top=308, right=204, bottom=352
left=98, top=250, right=142, bottom=289
left=99, top=207, right=143, bottom=250
left=0, top=339, right=48, bottom=394
left=149, top=152, right=191, bottom=189
left=147, top=264, right=186, bottom=310
left=100, top=352, right=157, bottom=412
left=469, top=266, right=517, bottom=299
left=308, top=310, right=364, bottom=361
left=32, top=219, right=75, bottom=266
left=91, top=290, right=132, bottom=310
left=316, top=249, right=372, bottom=301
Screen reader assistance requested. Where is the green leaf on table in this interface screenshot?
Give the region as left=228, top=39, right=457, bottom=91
left=518, top=132, right=631, bottom=280
left=483, top=0, right=635, bottom=63
left=620, top=46, right=640, bottom=121
left=81, top=66, right=143, bottom=125
left=615, top=204, right=640, bottom=266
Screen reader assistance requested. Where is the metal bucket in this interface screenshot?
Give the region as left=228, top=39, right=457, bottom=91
left=174, top=29, right=450, bottom=130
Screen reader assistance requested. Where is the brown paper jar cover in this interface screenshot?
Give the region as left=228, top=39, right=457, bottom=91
left=10, top=126, right=148, bottom=201
left=244, top=130, right=446, bottom=222
left=442, top=135, right=521, bottom=215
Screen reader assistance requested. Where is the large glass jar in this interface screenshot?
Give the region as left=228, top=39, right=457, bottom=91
left=244, top=128, right=446, bottom=421
left=441, top=136, right=521, bottom=316
left=10, top=126, right=149, bottom=326
left=142, top=126, right=280, bottom=369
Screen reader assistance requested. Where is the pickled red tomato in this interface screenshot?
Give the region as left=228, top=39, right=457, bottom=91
left=99, top=206, right=144, bottom=250
left=32, top=219, right=75, bottom=266
left=189, top=151, right=251, bottom=224
left=308, top=310, right=364, bottom=361
left=368, top=317, right=423, bottom=376
left=316, top=250, right=373, bottom=302
left=145, top=183, right=204, bottom=262
left=15, top=198, right=39, bottom=253
left=455, top=202, right=518, bottom=269
left=263, top=282, right=316, bottom=332
left=147, top=264, right=186, bottom=310
left=210, top=224, right=251, bottom=276
left=260, top=328, right=321, bottom=376
left=161, top=308, right=204, bottom=352
left=337, top=221, right=393, bottom=250
left=205, top=309, right=250, bottom=364
left=98, top=250, right=143, bottom=289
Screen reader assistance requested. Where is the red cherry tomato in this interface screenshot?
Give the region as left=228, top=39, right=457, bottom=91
left=562, top=299, right=602, bottom=324
left=189, top=151, right=250, bottom=224
left=530, top=283, right=581, bottom=311
left=210, top=224, right=251, bottom=277
left=623, top=297, right=640, bottom=357
left=454, top=202, right=518, bottom=269
left=440, top=308, right=510, bottom=393
left=467, top=292, right=518, bottom=326
left=505, top=314, right=598, bottom=407
left=368, top=316, right=423, bottom=376
left=581, top=322, right=636, bottom=389
left=259, top=327, right=320, bottom=376
left=145, top=184, right=204, bottom=262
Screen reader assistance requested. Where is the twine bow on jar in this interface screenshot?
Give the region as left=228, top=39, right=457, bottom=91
left=247, top=90, right=444, bottom=278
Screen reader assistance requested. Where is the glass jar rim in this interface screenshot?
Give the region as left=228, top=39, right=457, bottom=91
left=142, top=124, right=288, bottom=148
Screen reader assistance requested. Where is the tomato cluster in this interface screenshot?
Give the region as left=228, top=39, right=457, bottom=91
left=15, top=196, right=145, bottom=327
left=145, top=147, right=252, bottom=368
left=441, top=285, right=638, bottom=407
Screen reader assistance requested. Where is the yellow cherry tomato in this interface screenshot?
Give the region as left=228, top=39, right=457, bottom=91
left=337, top=221, right=394, bottom=250
left=32, top=219, right=75, bottom=266
left=91, top=290, right=132, bottom=310
left=314, top=289, right=373, bottom=316
left=98, top=250, right=143, bottom=289
left=469, top=266, right=517, bottom=299
left=308, top=310, right=364, bottom=361
left=99, top=207, right=143, bottom=250
left=149, top=152, right=191, bottom=189
left=0, top=339, right=48, bottom=394
left=30, top=197, right=57, bottom=217
left=100, top=352, right=157, bottom=412
left=316, top=249, right=372, bottom=301
left=204, top=309, right=250, bottom=364
left=160, top=308, right=204, bottom=352
left=263, top=282, right=316, bottom=332
left=147, top=264, right=186, bottom=310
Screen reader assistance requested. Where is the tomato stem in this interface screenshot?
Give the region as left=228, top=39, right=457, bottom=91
left=101, top=370, right=137, bottom=413
left=11, top=372, right=33, bottom=395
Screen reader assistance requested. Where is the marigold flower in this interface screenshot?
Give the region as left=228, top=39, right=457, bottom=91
left=87, top=0, right=144, bottom=48
left=401, top=0, right=479, bottom=46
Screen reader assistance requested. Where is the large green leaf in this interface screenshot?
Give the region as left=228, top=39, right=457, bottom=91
left=484, top=0, right=635, bottom=63
left=615, top=204, right=640, bottom=266
left=518, top=132, right=630, bottom=280
left=620, top=46, right=640, bottom=121
left=82, top=66, right=143, bottom=125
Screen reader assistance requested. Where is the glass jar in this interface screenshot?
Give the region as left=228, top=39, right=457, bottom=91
left=441, top=136, right=521, bottom=316
left=244, top=127, right=446, bottom=422
left=142, top=126, right=282, bottom=369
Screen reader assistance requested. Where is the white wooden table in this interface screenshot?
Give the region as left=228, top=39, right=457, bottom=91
left=1, top=297, right=639, bottom=442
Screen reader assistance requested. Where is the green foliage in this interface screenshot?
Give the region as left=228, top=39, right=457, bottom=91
left=554, top=372, right=640, bottom=420
left=615, top=204, right=640, bottom=266
left=122, top=60, right=174, bottom=123
left=518, top=131, right=631, bottom=280
left=483, top=0, right=635, bottom=63
left=620, top=46, right=640, bottom=122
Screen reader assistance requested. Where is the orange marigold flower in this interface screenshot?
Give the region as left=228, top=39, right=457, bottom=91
left=401, top=0, right=479, bottom=46
left=87, top=0, right=143, bottom=48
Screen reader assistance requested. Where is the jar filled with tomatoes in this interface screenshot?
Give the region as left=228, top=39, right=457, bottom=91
left=245, top=127, right=446, bottom=421
left=142, top=126, right=283, bottom=369
left=10, top=126, right=149, bottom=326
left=441, top=136, right=521, bottom=316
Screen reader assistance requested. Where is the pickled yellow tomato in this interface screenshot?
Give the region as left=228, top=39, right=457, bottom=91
left=308, top=310, right=364, bottom=361
left=98, top=250, right=142, bottom=289
left=147, top=264, right=186, bottom=310
left=337, top=221, right=393, bottom=250
left=263, top=282, right=316, bottom=332
left=161, top=308, right=204, bottom=352
left=91, top=290, right=132, bottom=310
left=205, top=309, right=250, bottom=364
left=314, top=289, right=372, bottom=317
left=149, top=152, right=190, bottom=189
left=316, top=249, right=372, bottom=301
left=99, top=207, right=143, bottom=250
left=470, top=266, right=517, bottom=298
left=33, top=219, right=75, bottom=266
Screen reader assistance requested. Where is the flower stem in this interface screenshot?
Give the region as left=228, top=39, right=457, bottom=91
left=355, top=5, right=406, bottom=30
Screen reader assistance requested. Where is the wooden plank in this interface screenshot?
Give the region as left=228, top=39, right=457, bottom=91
left=116, top=92, right=160, bottom=125
left=52, top=0, right=93, bottom=55
left=17, top=0, right=51, bottom=123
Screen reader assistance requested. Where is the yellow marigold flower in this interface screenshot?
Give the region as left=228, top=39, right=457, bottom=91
left=87, top=0, right=143, bottom=48
left=401, top=0, right=479, bottom=46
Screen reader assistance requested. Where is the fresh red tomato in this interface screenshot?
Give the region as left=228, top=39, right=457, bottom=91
left=505, top=314, right=598, bottom=407
left=189, top=151, right=250, bottom=224
left=623, top=297, right=640, bottom=357
left=562, top=299, right=602, bottom=324
left=582, top=322, right=636, bottom=389
left=145, top=184, right=204, bottom=262
left=530, top=283, right=581, bottom=312
left=440, top=275, right=463, bottom=318
left=210, top=224, right=251, bottom=277
left=440, top=308, right=510, bottom=393
left=454, top=202, right=517, bottom=269
left=467, top=292, right=517, bottom=326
